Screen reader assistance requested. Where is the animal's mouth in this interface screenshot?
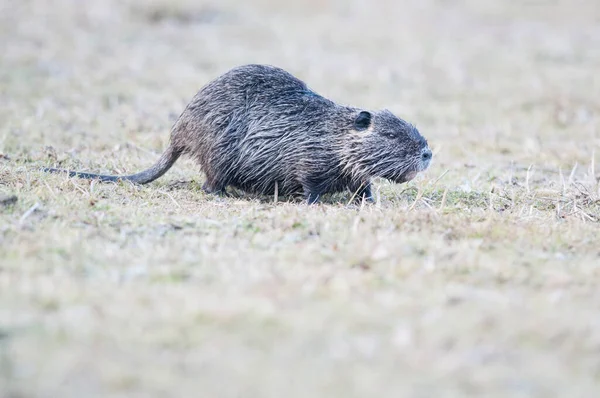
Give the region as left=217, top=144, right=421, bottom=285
left=390, top=152, right=431, bottom=184
left=393, top=170, right=419, bottom=183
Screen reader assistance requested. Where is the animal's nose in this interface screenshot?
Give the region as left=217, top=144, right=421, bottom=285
left=421, top=148, right=432, bottom=161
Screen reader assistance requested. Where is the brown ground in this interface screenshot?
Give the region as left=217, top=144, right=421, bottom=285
left=1, top=0, right=600, bottom=397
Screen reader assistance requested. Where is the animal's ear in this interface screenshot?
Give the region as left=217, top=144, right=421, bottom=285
left=354, top=111, right=372, bottom=131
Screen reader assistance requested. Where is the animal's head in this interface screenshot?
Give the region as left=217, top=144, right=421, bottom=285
left=345, top=109, right=432, bottom=183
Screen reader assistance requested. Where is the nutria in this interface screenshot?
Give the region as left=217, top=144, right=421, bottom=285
left=43, top=64, right=432, bottom=204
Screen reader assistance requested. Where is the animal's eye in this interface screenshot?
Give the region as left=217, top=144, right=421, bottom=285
left=385, top=132, right=396, bottom=140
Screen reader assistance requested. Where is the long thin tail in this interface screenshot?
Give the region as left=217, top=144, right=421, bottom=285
left=42, top=145, right=182, bottom=185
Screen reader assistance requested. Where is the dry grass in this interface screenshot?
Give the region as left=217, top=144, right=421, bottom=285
left=1, top=0, right=600, bottom=397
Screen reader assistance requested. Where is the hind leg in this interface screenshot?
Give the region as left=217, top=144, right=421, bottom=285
left=202, top=174, right=228, bottom=196
left=302, top=181, right=324, bottom=205
left=202, top=182, right=227, bottom=196
left=304, top=190, right=321, bottom=205
left=350, top=181, right=375, bottom=203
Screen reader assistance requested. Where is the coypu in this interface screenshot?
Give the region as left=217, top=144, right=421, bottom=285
left=43, top=64, right=432, bottom=204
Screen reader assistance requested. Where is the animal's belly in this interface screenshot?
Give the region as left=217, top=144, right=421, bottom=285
left=229, top=174, right=303, bottom=196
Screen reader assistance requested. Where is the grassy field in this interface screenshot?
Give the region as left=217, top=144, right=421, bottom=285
left=1, top=0, right=600, bottom=396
